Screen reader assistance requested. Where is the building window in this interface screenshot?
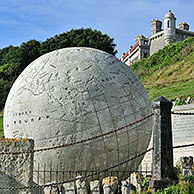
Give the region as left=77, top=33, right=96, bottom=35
left=167, top=20, right=170, bottom=28
left=144, top=40, right=148, bottom=45
left=144, top=52, right=148, bottom=58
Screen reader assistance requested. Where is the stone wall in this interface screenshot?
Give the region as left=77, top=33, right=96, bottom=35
left=176, top=29, right=194, bottom=42
left=0, top=138, right=34, bottom=194
left=172, top=104, right=194, bottom=165
left=130, top=49, right=139, bottom=64
left=149, top=34, right=165, bottom=55
left=43, top=175, right=142, bottom=194
left=176, top=32, right=188, bottom=42
left=140, top=104, right=194, bottom=170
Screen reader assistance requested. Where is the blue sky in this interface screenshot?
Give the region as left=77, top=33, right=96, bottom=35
left=0, top=0, right=193, bottom=57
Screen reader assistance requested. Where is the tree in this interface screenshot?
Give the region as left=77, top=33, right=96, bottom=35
left=19, top=40, right=41, bottom=71
left=0, top=79, right=12, bottom=111
left=1, top=46, right=21, bottom=66
left=0, top=28, right=117, bottom=110
left=40, top=28, right=117, bottom=55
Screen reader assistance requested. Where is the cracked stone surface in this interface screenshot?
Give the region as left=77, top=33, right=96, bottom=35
left=3, top=47, right=152, bottom=182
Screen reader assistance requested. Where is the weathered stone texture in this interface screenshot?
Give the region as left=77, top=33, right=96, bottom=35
left=149, top=97, right=176, bottom=192
left=4, top=47, right=152, bottom=183
left=102, top=177, right=118, bottom=194
left=61, top=182, right=76, bottom=194
left=130, top=173, right=142, bottom=194
left=172, top=104, right=194, bottom=165
left=44, top=184, right=59, bottom=194
left=90, top=180, right=100, bottom=194
left=150, top=35, right=165, bottom=55
left=121, top=180, right=135, bottom=194
left=141, top=104, right=194, bottom=173
left=76, top=176, right=87, bottom=194
left=178, top=156, right=194, bottom=176
left=0, top=138, right=34, bottom=194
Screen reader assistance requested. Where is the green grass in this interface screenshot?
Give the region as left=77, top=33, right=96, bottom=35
left=146, top=80, right=194, bottom=102
left=0, top=116, right=3, bottom=137
left=139, top=169, right=194, bottom=194
left=0, top=109, right=3, bottom=136
left=131, top=37, right=194, bottom=103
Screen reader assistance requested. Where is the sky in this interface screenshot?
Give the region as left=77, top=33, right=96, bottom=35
left=0, top=0, right=193, bottom=58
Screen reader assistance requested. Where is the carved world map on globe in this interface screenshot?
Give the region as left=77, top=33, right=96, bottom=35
left=3, top=47, right=152, bottom=181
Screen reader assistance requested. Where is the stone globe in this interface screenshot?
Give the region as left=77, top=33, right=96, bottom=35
left=3, top=47, right=152, bottom=183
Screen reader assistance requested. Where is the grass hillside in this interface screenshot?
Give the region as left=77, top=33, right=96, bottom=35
left=0, top=110, right=3, bottom=136
left=131, top=37, right=194, bottom=102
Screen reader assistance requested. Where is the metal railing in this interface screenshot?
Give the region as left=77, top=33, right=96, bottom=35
left=0, top=111, right=193, bottom=192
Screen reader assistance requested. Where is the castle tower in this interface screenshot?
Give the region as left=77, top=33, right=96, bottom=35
left=151, top=19, right=162, bottom=35
left=135, top=35, right=149, bottom=59
left=164, top=10, right=176, bottom=45
left=178, top=22, right=189, bottom=31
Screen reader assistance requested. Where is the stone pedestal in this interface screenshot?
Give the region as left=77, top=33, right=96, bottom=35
left=90, top=180, right=100, bottom=194
left=102, top=177, right=118, bottom=194
left=0, top=138, right=34, bottom=194
left=43, top=184, right=59, bottom=194
left=76, top=176, right=87, bottom=194
left=130, top=172, right=142, bottom=194
left=121, top=180, right=135, bottom=194
left=149, top=97, right=177, bottom=192
left=61, top=182, right=76, bottom=194
left=180, top=156, right=194, bottom=176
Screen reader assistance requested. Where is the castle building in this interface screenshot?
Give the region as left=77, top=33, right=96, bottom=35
left=120, top=10, right=194, bottom=66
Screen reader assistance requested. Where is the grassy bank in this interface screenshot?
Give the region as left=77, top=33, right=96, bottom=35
left=0, top=110, right=3, bottom=136
left=0, top=116, right=3, bottom=137
left=131, top=37, right=194, bottom=102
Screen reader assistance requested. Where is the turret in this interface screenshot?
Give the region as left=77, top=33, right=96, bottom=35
left=151, top=19, right=162, bottom=35
left=178, top=22, right=189, bottom=31
left=164, top=10, right=176, bottom=45
left=135, top=35, right=148, bottom=45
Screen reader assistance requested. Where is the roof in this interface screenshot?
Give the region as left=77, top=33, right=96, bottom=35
left=130, top=41, right=139, bottom=53
left=164, top=10, right=176, bottom=19
left=120, top=41, right=139, bottom=60
left=150, top=19, right=162, bottom=24
left=122, top=51, right=129, bottom=60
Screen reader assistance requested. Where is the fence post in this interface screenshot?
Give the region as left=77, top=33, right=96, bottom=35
left=149, top=96, right=176, bottom=192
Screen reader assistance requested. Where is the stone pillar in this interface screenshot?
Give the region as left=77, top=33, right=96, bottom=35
left=121, top=180, right=135, bottom=194
left=149, top=96, right=176, bottom=192
left=61, top=182, right=76, bottom=194
left=102, top=177, right=118, bottom=194
left=0, top=138, right=34, bottom=194
left=130, top=173, right=142, bottom=194
left=90, top=180, right=100, bottom=194
left=76, top=176, right=87, bottom=194
left=179, top=156, right=194, bottom=176
left=44, top=184, right=59, bottom=194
